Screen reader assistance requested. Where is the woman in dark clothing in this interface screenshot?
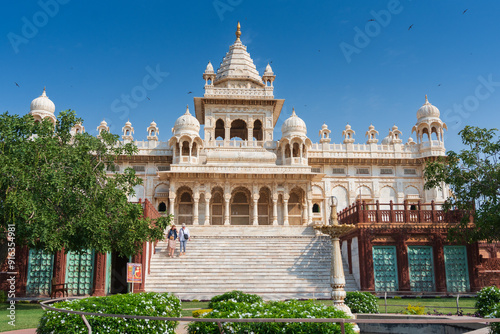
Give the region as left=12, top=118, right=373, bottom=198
left=166, top=224, right=177, bottom=257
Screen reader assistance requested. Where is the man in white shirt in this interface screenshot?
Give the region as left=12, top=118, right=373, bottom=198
left=179, top=223, right=191, bottom=256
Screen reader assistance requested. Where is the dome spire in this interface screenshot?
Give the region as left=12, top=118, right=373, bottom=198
left=425, top=94, right=429, bottom=104
left=42, top=87, right=47, bottom=97
left=235, top=21, right=241, bottom=41
left=292, top=107, right=296, bottom=116
left=185, top=104, right=190, bottom=115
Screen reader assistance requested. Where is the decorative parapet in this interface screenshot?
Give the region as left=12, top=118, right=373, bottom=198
left=204, top=86, right=274, bottom=99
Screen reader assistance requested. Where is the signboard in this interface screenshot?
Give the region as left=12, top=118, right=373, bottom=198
left=127, top=263, right=142, bottom=283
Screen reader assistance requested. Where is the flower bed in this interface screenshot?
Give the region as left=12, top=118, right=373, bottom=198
left=188, top=299, right=355, bottom=334
left=37, top=292, right=181, bottom=333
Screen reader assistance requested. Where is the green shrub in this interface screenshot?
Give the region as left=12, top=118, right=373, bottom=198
left=393, top=296, right=402, bottom=299
left=207, top=290, right=262, bottom=309
left=486, top=303, right=500, bottom=334
left=0, top=290, right=7, bottom=303
left=344, top=291, right=379, bottom=314
left=402, top=303, right=425, bottom=315
left=476, top=286, right=500, bottom=317
left=192, top=309, right=212, bottom=318
left=188, top=299, right=355, bottom=334
left=37, top=292, right=181, bottom=333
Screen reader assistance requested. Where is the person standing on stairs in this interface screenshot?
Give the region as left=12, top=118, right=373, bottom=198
left=179, top=223, right=190, bottom=256
left=166, top=224, right=178, bottom=257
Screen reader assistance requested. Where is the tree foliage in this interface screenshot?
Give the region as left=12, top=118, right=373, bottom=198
left=424, top=126, right=500, bottom=242
left=0, top=110, right=169, bottom=257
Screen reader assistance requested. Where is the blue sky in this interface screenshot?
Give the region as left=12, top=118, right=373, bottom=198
left=2, top=0, right=500, bottom=152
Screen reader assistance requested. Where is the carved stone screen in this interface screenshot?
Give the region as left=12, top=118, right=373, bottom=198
left=65, top=250, right=95, bottom=296
left=26, top=249, right=54, bottom=296
left=444, top=246, right=470, bottom=293
left=372, top=246, right=399, bottom=292
left=408, top=246, right=435, bottom=292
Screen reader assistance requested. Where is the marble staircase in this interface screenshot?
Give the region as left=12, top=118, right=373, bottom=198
left=145, top=225, right=358, bottom=300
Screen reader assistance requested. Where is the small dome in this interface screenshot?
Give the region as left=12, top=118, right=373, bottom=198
left=417, top=95, right=440, bottom=120
left=150, top=120, right=157, bottom=127
left=30, top=88, right=55, bottom=114
left=281, top=108, right=307, bottom=137
left=407, top=137, right=415, bottom=144
left=173, top=105, right=200, bottom=136
left=264, top=63, right=273, bottom=75
left=99, top=119, right=108, bottom=126
left=205, top=61, right=214, bottom=74
left=125, top=120, right=132, bottom=127
left=321, top=123, right=328, bottom=130
left=391, top=124, right=399, bottom=131
left=368, top=124, right=375, bottom=130
left=381, top=135, right=392, bottom=145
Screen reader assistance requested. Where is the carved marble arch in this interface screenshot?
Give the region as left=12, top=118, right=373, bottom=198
left=253, top=119, right=263, bottom=141
left=210, top=187, right=224, bottom=225
left=355, top=185, right=373, bottom=203
left=215, top=119, right=225, bottom=140
left=176, top=186, right=193, bottom=225
left=258, top=187, right=272, bottom=225
left=288, top=187, right=304, bottom=225
left=231, top=187, right=251, bottom=225
left=284, top=144, right=291, bottom=158
left=230, top=119, right=248, bottom=140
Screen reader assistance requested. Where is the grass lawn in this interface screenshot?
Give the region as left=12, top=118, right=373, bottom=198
left=0, top=303, right=43, bottom=332
left=313, top=297, right=477, bottom=315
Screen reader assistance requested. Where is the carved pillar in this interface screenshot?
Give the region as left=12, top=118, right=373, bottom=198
left=204, top=193, right=211, bottom=225
left=248, top=126, right=253, bottom=143
left=224, top=120, right=230, bottom=142
left=433, top=234, right=446, bottom=293
left=347, top=239, right=353, bottom=274
left=169, top=192, right=176, bottom=224
left=272, top=194, right=278, bottom=225
left=358, top=230, right=374, bottom=291
left=467, top=242, right=481, bottom=292
left=252, top=193, right=259, bottom=225
left=224, top=193, right=231, bottom=225
left=283, top=194, right=289, bottom=226
left=308, top=198, right=313, bottom=225
left=93, top=252, right=107, bottom=296
left=302, top=198, right=308, bottom=225
left=193, top=193, right=199, bottom=225
left=52, top=249, right=67, bottom=288
left=396, top=234, right=410, bottom=291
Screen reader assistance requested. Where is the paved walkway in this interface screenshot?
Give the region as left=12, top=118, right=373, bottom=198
left=2, top=322, right=190, bottom=334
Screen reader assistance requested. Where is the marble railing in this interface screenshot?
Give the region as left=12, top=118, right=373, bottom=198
left=204, top=86, right=274, bottom=98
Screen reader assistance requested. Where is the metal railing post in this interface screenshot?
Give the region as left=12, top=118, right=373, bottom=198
left=340, top=321, right=345, bottom=334
left=385, top=292, right=387, bottom=313
left=217, top=321, right=225, bottom=334
left=456, top=294, right=460, bottom=314
left=81, top=314, right=92, bottom=334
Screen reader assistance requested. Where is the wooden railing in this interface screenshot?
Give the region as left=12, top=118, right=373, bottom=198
left=338, top=200, right=466, bottom=225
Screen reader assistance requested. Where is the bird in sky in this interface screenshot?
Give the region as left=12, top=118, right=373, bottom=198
left=147, top=97, right=150, bottom=101
left=408, top=24, right=414, bottom=31
left=187, top=91, right=192, bottom=94
left=15, top=82, right=19, bottom=87
left=368, top=19, right=375, bottom=22
left=438, top=84, right=441, bottom=86
left=462, top=9, right=468, bottom=14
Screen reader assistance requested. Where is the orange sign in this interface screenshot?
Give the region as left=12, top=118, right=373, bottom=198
left=127, top=263, right=142, bottom=283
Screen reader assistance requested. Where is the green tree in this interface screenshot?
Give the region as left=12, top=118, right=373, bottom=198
left=424, top=126, right=500, bottom=242
left=0, top=110, right=170, bottom=259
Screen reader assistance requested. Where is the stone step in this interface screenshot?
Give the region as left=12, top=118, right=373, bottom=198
left=180, top=226, right=317, bottom=237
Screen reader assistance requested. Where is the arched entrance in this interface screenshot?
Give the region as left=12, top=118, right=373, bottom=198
left=177, top=187, right=193, bottom=225
left=258, top=187, right=271, bottom=225
left=288, top=188, right=304, bottom=225
left=231, top=187, right=250, bottom=225
left=211, top=187, right=224, bottom=225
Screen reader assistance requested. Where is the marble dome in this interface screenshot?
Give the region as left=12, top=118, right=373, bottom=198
left=30, top=88, right=55, bottom=114
left=173, top=105, right=200, bottom=136
left=417, top=95, right=440, bottom=120
left=281, top=108, right=307, bottom=137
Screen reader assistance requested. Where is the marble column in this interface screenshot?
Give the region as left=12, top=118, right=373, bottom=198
left=193, top=193, right=199, bottom=225
left=302, top=199, right=308, bottom=225
left=169, top=192, right=176, bottom=224
left=224, top=194, right=231, bottom=225
left=204, top=193, right=211, bottom=225
left=252, top=197, right=259, bottom=225
left=283, top=194, right=289, bottom=226
left=272, top=197, right=278, bottom=225
left=308, top=199, right=313, bottom=225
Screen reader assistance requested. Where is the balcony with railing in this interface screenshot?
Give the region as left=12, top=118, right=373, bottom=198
left=338, top=200, right=468, bottom=225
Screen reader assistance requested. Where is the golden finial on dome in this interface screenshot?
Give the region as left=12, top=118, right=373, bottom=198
left=236, top=21, right=241, bottom=41
left=425, top=94, right=428, bottom=103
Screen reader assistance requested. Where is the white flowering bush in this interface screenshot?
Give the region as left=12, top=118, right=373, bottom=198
left=37, top=292, right=181, bottom=333
left=476, top=286, right=500, bottom=317
left=344, top=291, right=379, bottom=314
left=187, top=299, right=355, bottom=334
left=207, top=290, right=262, bottom=309
left=486, top=303, right=500, bottom=334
